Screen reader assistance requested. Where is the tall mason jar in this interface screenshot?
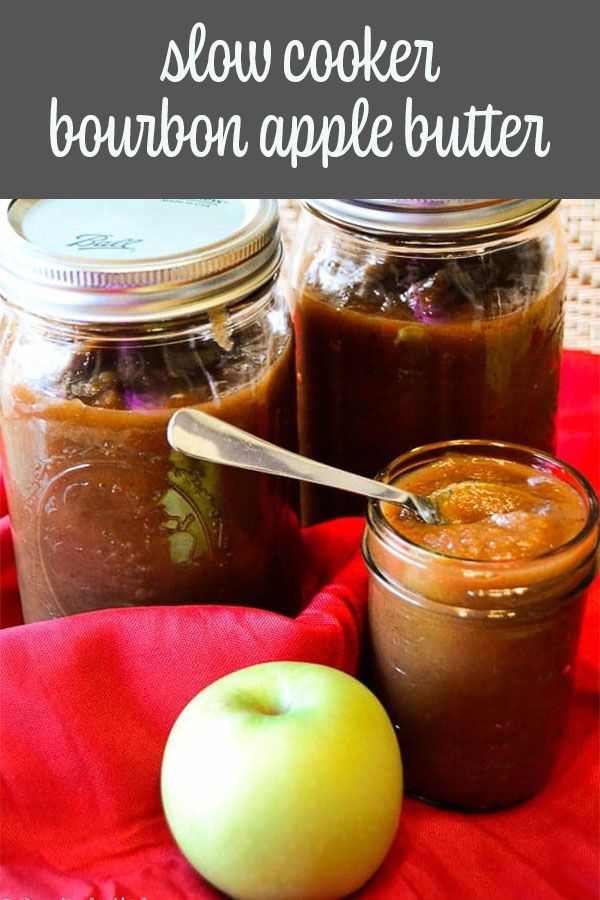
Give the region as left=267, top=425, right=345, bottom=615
left=290, top=199, right=567, bottom=523
left=0, top=199, right=299, bottom=622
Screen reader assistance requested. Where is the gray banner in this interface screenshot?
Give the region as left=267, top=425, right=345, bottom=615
left=0, top=0, right=597, bottom=194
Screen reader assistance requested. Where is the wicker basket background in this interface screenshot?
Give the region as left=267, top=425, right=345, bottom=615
left=279, top=199, right=600, bottom=354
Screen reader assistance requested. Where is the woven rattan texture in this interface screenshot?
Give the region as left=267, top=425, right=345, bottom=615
left=279, top=199, right=600, bottom=354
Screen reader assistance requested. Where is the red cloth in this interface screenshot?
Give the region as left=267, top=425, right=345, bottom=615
left=1, top=350, right=599, bottom=900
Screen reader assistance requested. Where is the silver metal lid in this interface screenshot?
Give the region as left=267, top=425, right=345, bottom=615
left=304, top=199, right=559, bottom=237
left=0, top=199, right=281, bottom=323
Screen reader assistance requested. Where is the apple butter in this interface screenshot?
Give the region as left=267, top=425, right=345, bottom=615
left=364, top=441, right=598, bottom=811
left=291, top=200, right=567, bottom=522
left=0, top=199, right=300, bottom=622
left=386, top=453, right=588, bottom=563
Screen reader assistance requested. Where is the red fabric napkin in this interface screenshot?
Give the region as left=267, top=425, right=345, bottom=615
left=1, top=350, right=599, bottom=900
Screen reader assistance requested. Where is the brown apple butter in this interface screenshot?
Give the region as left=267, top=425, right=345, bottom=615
left=386, top=453, right=588, bottom=562
left=364, top=441, right=598, bottom=811
left=1, top=333, right=297, bottom=622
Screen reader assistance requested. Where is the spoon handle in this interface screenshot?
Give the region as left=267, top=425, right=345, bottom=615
left=168, top=407, right=437, bottom=522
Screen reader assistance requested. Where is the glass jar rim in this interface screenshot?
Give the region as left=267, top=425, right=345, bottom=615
left=303, top=198, right=559, bottom=238
left=2, top=277, right=281, bottom=345
left=367, top=439, right=599, bottom=568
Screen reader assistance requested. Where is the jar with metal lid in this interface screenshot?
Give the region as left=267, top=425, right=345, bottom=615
left=364, top=440, right=598, bottom=811
left=290, top=199, right=567, bottom=523
left=0, top=199, right=299, bottom=622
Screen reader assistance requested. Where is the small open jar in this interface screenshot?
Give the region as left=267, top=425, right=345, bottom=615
left=0, top=199, right=299, bottom=622
left=363, top=441, right=598, bottom=811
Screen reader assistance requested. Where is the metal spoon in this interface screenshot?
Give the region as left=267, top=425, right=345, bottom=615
left=167, top=407, right=442, bottom=525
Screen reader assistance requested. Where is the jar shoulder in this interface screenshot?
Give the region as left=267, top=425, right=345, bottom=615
left=290, top=211, right=567, bottom=321
left=0, top=289, right=293, bottom=412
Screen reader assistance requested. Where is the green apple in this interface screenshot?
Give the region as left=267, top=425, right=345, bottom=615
left=161, top=661, right=402, bottom=900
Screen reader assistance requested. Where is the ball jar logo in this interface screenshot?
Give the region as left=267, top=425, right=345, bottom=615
left=66, top=233, right=143, bottom=251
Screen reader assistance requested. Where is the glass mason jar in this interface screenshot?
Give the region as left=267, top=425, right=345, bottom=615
left=363, top=440, right=599, bottom=811
left=0, top=199, right=300, bottom=622
left=290, top=199, right=567, bottom=523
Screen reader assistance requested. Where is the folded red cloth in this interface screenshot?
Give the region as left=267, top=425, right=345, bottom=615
left=1, top=350, right=599, bottom=900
